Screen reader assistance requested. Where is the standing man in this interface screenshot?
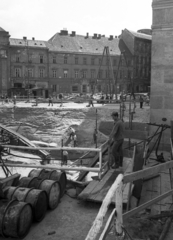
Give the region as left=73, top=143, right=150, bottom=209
left=48, top=96, right=53, bottom=106
left=139, top=95, right=144, bottom=109
left=59, top=93, right=63, bottom=107
left=109, top=111, right=124, bottom=169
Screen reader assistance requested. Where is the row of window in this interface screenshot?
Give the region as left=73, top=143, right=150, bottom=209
left=14, top=68, right=134, bottom=79
left=15, top=54, right=132, bottom=66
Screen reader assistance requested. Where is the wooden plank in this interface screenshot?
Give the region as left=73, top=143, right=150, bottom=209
left=77, top=141, right=109, bottom=181
left=85, top=174, right=123, bottom=240
left=124, top=161, right=173, bottom=183
left=123, top=189, right=173, bottom=221
left=78, top=181, right=98, bottom=200
left=93, top=170, right=120, bottom=202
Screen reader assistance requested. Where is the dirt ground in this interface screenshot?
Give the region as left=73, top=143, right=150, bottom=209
left=0, top=100, right=164, bottom=240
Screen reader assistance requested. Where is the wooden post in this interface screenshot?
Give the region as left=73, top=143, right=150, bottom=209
left=96, top=109, right=98, bottom=148
left=98, top=151, right=102, bottom=180
left=115, top=180, right=123, bottom=236
left=85, top=174, right=123, bottom=240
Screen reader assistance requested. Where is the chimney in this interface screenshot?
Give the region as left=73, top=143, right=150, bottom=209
left=71, top=31, right=76, bottom=36
left=97, top=34, right=101, bottom=39
left=32, top=37, right=35, bottom=40
left=109, top=35, right=113, bottom=40
left=92, top=33, right=97, bottom=39
left=60, top=29, right=68, bottom=35
left=23, top=36, right=27, bottom=40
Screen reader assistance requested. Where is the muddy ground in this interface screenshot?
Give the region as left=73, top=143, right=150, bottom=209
left=0, top=100, right=164, bottom=240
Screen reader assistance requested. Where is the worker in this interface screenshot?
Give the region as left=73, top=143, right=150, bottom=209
left=108, top=111, right=124, bottom=169
left=69, top=127, right=76, bottom=140
left=62, top=150, right=68, bottom=165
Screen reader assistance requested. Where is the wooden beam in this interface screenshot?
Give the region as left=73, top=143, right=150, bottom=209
left=0, top=163, right=101, bottom=173
left=85, top=174, right=123, bottom=240
left=2, top=144, right=101, bottom=152
left=99, top=208, right=116, bottom=240
left=77, top=141, right=109, bottom=181
left=0, top=173, right=21, bottom=184
left=124, top=161, right=173, bottom=183
left=123, top=189, right=173, bottom=220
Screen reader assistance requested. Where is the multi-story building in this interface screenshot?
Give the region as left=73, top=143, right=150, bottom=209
left=119, top=28, right=152, bottom=93
left=0, top=27, right=151, bottom=97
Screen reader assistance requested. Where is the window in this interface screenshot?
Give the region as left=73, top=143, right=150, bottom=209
left=15, top=68, right=21, bottom=77
left=53, top=85, right=57, bottom=92
left=82, top=85, right=87, bottom=92
left=27, top=68, right=33, bottom=77
left=106, top=58, right=109, bottom=65
left=128, top=70, right=131, bottom=79
left=83, top=58, right=87, bottom=65
left=75, top=70, right=79, bottom=79
left=64, top=70, right=68, bottom=78
left=53, top=70, right=57, bottom=78
left=72, top=86, right=78, bottom=92
left=28, top=54, right=32, bottom=63
left=99, top=59, right=102, bottom=65
left=39, top=68, right=44, bottom=78
left=53, top=56, right=56, bottom=64
left=75, top=57, right=78, bottom=64
left=113, top=70, right=117, bottom=78
left=91, top=70, right=95, bottom=79
left=98, top=70, right=102, bottom=79
left=91, top=58, right=95, bottom=65
left=64, top=56, right=68, bottom=64
left=40, top=55, right=44, bottom=63
left=16, top=55, right=20, bottom=63
left=81, top=70, right=87, bottom=78
left=119, top=70, right=122, bottom=79
left=113, top=59, right=116, bottom=66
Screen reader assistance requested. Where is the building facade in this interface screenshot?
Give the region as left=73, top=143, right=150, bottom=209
left=150, top=0, right=173, bottom=149
left=119, top=29, right=152, bottom=93
left=0, top=27, right=151, bottom=97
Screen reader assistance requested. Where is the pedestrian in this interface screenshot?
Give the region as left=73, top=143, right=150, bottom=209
left=1, top=95, right=4, bottom=105
left=48, top=96, right=53, bottom=106
left=59, top=93, right=63, bottom=107
left=139, top=95, right=144, bottom=109
left=108, top=111, right=124, bottom=169
left=13, top=95, right=16, bottom=106
left=5, top=95, right=9, bottom=104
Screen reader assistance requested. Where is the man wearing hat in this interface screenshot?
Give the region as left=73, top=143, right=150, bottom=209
left=109, top=111, right=124, bottom=169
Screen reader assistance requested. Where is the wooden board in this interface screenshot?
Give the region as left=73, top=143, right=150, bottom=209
left=78, top=157, right=134, bottom=204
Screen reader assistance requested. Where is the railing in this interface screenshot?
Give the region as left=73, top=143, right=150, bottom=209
left=1, top=143, right=107, bottom=179
left=85, top=160, right=173, bottom=240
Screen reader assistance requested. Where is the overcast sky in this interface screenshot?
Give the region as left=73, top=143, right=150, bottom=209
left=1, top=0, right=153, bottom=41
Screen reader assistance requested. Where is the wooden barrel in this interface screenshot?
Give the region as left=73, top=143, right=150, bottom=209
left=18, top=177, right=38, bottom=188
left=3, top=186, right=19, bottom=200
left=39, top=170, right=67, bottom=197
left=0, top=199, right=32, bottom=238
left=38, top=179, right=61, bottom=210
left=25, top=189, right=47, bottom=222
left=28, top=169, right=44, bottom=178
left=3, top=187, right=47, bottom=222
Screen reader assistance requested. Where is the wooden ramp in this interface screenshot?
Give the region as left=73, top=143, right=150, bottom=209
left=78, top=156, right=134, bottom=205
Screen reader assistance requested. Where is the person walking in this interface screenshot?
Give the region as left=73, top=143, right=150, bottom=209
left=139, top=95, right=144, bottom=109
left=48, top=96, right=53, bottom=106
left=108, top=111, right=124, bottom=169
left=59, top=93, right=63, bottom=107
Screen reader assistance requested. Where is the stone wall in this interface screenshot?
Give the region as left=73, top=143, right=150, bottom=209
left=151, top=0, right=173, bottom=149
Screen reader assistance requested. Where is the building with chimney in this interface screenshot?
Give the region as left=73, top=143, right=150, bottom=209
left=0, top=27, right=151, bottom=97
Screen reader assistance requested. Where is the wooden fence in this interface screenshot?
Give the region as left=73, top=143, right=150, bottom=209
left=85, top=160, right=173, bottom=240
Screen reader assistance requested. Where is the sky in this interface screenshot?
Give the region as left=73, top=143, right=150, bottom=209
left=1, top=0, right=153, bottom=41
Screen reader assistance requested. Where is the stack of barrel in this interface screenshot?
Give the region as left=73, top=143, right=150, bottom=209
left=0, top=169, right=67, bottom=238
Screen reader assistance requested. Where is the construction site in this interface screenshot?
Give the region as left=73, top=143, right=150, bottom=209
left=1, top=0, right=173, bottom=240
